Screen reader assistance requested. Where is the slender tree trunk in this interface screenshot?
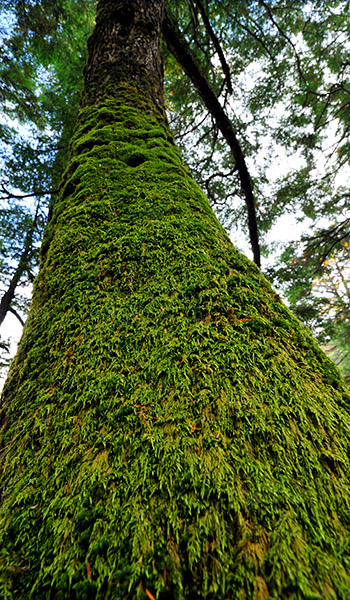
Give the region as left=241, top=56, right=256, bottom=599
left=0, top=204, right=39, bottom=327
left=1, top=1, right=349, bottom=599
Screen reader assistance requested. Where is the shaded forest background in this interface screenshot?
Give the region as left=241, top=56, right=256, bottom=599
left=0, top=0, right=349, bottom=381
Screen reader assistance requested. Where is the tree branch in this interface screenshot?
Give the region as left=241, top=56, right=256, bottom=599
left=204, top=169, right=237, bottom=205
left=305, top=218, right=350, bottom=271
left=194, top=0, right=233, bottom=94
left=0, top=183, right=59, bottom=201
left=171, top=110, right=210, bottom=141
left=0, top=200, right=40, bottom=328
left=239, top=21, right=275, bottom=62
left=8, top=306, right=25, bottom=327
left=258, top=0, right=305, bottom=85
left=162, top=12, right=261, bottom=267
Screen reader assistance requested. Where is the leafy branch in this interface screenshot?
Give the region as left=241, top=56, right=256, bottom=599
left=305, top=218, right=350, bottom=271
left=192, top=0, right=233, bottom=94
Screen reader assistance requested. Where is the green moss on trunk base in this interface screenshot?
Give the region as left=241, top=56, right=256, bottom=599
left=1, top=86, right=349, bottom=600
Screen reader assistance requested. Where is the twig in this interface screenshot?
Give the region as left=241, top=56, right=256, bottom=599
left=0, top=183, right=59, bottom=201
left=194, top=0, right=233, bottom=94
left=9, top=306, right=25, bottom=327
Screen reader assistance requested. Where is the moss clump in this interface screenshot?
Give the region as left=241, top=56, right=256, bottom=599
left=1, top=84, right=350, bottom=600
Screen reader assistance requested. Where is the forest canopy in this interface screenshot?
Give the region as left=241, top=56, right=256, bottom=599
left=0, top=0, right=349, bottom=379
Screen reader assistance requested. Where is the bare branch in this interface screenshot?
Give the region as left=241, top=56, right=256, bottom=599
left=194, top=0, right=233, bottom=94
left=204, top=169, right=238, bottom=204
left=172, top=110, right=210, bottom=141
left=163, top=12, right=261, bottom=267
left=8, top=306, right=25, bottom=327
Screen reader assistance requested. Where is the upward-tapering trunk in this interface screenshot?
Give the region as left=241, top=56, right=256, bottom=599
left=83, top=0, right=164, bottom=108
left=1, top=1, right=349, bottom=599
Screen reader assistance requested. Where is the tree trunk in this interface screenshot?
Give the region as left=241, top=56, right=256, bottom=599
left=83, top=0, right=165, bottom=109
left=0, top=203, right=39, bottom=328
left=1, top=1, right=349, bottom=599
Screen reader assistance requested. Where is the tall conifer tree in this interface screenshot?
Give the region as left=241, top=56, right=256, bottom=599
left=1, top=1, right=349, bottom=598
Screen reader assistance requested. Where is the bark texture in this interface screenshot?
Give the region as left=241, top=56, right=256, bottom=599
left=83, top=0, right=165, bottom=108
left=0, top=1, right=349, bottom=599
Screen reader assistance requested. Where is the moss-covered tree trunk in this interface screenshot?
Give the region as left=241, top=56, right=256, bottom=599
left=1, top=1, right=349, bottom=599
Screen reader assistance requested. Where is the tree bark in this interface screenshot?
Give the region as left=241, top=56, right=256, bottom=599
left=83, top=0, right=165, bottom=108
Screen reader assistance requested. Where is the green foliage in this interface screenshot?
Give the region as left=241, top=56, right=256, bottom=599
left=269, top=238, right=350, bottom=383
left=0, top=0, right=96, bottom=351
left=164, top=0, right=350, bottom=343
left=1, top=84, right=349, bottom=599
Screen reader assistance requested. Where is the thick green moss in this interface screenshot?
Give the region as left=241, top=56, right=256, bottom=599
left=1, top=84, right=349, bottom=600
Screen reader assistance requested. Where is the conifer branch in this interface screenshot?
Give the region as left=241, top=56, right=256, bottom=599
left=258, top=0, right=305, bottom=84
left=304, top=218, right=350, bottom=272
left=239, top=21, right=275, bottom=62
left=0, top=183, right=59, bottom=201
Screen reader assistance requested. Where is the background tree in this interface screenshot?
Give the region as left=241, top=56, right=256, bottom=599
left=1, top=1, right=350, bottom=599
left=0, top=0, right=96, bottom=370
left=281, top=239, right=350, bottom=384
